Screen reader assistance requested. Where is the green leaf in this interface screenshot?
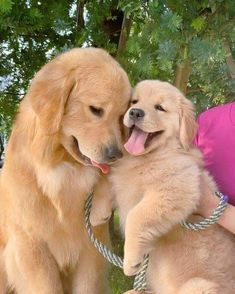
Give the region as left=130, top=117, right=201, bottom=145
left=161, top=11, right=182, bottom=32
left=29, top=8, right=43, bottom=21
left=0, top=0, right=13, bottom=14
left=158, top=40, right=177, bottom=60
left=191, top=17, right=205, bottom=32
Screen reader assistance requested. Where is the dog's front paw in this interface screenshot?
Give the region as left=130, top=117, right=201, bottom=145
left=123, top=250, right=145, bottom=276
left=89, top=196, right=112, bottom=226
left=123, top=214, right=148, bottom=276
left=89, top=209, right=111, bottom=226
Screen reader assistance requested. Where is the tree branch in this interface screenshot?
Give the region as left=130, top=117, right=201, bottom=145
left=187, top=88, right=202, bottom=94
left=76, top=0, right=86, bottom=30
left=0, top=91, right=25, bottom=96
left=174, top=61, right=192, bottom=94
left=117, top=13, right=132, bottom=56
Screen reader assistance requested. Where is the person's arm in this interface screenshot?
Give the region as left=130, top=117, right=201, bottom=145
left=198, top=191, right=235, bottom=235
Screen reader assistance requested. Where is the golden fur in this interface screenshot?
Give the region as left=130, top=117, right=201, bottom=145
left=91, top=80, right=235, bottom=294
left=0, top=48, right=131, bottom=294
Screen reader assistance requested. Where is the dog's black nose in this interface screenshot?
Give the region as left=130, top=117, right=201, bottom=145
left=104, top=145, right=123, bottom=162
left=129, top=108, right=145, bottom=121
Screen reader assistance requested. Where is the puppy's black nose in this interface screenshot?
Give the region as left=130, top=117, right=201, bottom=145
left=129, top=108, right=145, bottom=121
left=104, top=145, right=123, bottom=162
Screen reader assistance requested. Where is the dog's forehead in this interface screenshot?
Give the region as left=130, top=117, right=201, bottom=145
left=69, top=82, right=129, bottom=116
left=72, top=70, right=130, bottom=102
left=75, top=90, right=128, bottom=111
left=134, top=88, right=179, bottom=103
left=138, top=80, right=174, bottom=92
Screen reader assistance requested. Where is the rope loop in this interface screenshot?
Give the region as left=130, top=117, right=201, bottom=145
left=180, top=191, right=228, bottom=231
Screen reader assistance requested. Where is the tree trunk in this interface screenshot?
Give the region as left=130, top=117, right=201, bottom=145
left=222, top=41, right=235, bottom=81
left=174, top=61, right=192, bottom=95
left=74, top=0, right=87, bottom=46
left=76, top=0, right=86, bottom=30
left=102, top=8, right=124, bottom=50
left=117, top=13, right=132, bottom=56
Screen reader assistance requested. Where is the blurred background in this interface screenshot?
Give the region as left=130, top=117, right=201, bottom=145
left=0, top=1, right=234, bottom=291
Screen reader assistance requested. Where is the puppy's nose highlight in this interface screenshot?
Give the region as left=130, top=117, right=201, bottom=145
left=129, top=108, right=145, bottom=121
left=104, top=145, right=123, bottom=162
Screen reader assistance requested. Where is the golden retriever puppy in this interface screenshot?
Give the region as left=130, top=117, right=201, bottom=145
left=91, top=80, right=235, bottom=293
left=0, top=48, right=131, bottom=294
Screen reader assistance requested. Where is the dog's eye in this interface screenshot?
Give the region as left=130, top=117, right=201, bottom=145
left=131, top=99, right=138, bottom=105
left=155, top=105, right=166, bottom=112
left=89, top=106, right=104, bottom=117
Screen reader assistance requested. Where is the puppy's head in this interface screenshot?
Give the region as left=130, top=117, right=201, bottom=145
left=124, top=80, right=197, bottom=155
left=27, top=48, right=131, bottom=171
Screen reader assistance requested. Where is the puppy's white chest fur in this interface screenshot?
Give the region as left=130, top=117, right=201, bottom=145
left=111, top=151, right=200, bottom=229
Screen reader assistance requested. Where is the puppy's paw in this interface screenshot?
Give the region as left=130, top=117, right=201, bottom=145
left=123, top=252, right=145, bottom=276
left=89, top=209, right=111, bottom=226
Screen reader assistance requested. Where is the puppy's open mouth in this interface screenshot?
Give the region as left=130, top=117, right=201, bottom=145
left=124, top=126, right=163, bottom=155
left=72, top=136, right=110, bottom=174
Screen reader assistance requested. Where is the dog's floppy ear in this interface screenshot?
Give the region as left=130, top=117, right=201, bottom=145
left=179, top=95, right=197, bottom=150
left=28, top=59, right=75, bottom=135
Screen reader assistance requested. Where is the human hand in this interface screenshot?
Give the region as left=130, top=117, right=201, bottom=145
left=197, top=190, right=220, bottom=218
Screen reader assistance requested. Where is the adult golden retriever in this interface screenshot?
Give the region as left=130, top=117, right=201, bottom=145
left=91, top=80, right=235, bottom=293
left=0, top=48, right=131, bottom=293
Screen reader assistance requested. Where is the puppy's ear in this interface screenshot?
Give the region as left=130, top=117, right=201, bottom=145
left=28, top=60, right=75, bottom=135
left=179, top=96, right=197, bottom=150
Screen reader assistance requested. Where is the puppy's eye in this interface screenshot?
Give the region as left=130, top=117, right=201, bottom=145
left=131, top=99, right=138, bottom=105
left=89, top=106, right=104, bottom=117
left=155, top=105, right=166, bottom=112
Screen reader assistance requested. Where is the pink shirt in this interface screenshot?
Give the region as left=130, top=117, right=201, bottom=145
left=194, top=102, right=235, bottom=206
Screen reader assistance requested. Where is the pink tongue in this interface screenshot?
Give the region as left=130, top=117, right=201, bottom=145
left=91, top=160, right=110, bottom=174
left=124, top=127, right=148, bottom=155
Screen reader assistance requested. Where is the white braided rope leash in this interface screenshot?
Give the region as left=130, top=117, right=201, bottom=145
left=85, top=191, right=228, bottom=291
left=180, top=191, right=228, bottom=231
left=85, top=192, right=149, bottom=292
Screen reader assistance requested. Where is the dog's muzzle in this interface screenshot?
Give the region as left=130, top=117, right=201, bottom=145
left=103, top=145, right=123, bottom=162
